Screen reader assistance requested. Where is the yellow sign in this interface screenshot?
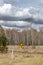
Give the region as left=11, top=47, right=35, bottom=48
left=19, top=44, right=24, bottom=49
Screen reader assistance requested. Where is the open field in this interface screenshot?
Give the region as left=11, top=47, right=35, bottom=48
left=0, top=53, right=43, bottom=65
left=0, top=46, right=43, bottom=65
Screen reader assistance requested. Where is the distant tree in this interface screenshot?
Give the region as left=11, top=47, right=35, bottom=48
left=31, top=28, right=38, bottom=48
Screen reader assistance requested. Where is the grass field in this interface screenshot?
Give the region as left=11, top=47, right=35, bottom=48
left=0, top=46, right=43, bottom=65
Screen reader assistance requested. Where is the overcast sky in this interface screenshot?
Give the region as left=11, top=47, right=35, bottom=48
left=0, top=0, right=43, bottom=30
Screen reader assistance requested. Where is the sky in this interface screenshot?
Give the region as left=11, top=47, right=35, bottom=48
left=0, top=0, right=43, bottom=30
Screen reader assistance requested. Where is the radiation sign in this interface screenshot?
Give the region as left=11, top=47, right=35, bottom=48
left=19, top=43, right=24, bottom=49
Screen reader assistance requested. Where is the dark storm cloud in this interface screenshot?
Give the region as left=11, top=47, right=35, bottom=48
left=0, top=14, right=20, bottom=21
left=0, top=14, right=43, bottom=24
left=1, top=21, right=29, bottom=28
left=22, top=17, right=43, bottom=24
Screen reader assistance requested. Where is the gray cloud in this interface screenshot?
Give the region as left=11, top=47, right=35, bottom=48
left=22, top=17, right=43, bottom=24
left=0, top=14, right=43, bottom=25
left=0, top=3, right=43, bottom=29
left=0, top=0, right=19, bottom=5
left=4, top=0, right=19, bottom=3
left=1, top=20, right=30, bottom=28
left=0, top=14, right=19, bottom=21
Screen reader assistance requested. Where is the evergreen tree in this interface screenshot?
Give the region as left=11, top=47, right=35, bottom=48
left=0, top=26, right=9, bottom=53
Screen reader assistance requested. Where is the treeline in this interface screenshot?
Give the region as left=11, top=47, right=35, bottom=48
left=1, top=25, right=43, bottom=52
left=5, top=27, right=43, bottom=46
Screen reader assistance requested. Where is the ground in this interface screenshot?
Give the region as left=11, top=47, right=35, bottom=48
left=0, top=46, right=43, bottom=65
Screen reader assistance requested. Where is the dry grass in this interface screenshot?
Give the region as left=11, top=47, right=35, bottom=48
left=0, top=46, right=43, bottom=65
left=0, top=53, right=43, bottom=65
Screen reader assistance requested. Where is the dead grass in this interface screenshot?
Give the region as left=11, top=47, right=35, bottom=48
left=0, top=46, right=43, bottom=65
left=0, top=53, right=43, bottom=65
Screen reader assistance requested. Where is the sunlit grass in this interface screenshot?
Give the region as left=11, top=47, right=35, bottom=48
left=0, top=53, right=43, bottom=65
left=0, top=46, right=43, bottom=65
